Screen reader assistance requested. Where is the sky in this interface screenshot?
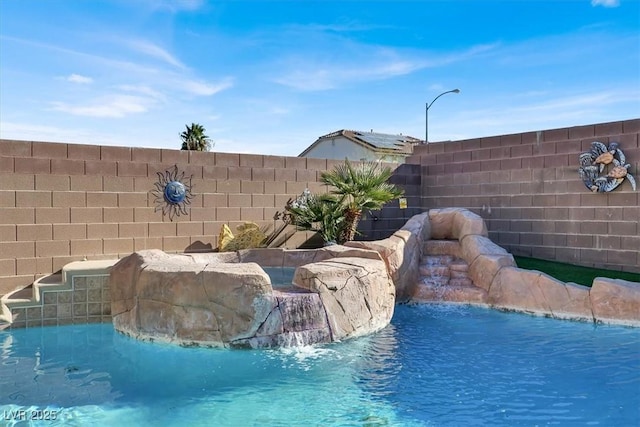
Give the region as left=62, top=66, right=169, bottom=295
left=0, top=0, right=639, bottom=156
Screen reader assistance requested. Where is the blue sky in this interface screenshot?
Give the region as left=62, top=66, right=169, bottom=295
left=1, top=0, right=638, bottom=156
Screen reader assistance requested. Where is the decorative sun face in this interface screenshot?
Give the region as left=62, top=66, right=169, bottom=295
left=152, top=165, right=194, bottom=221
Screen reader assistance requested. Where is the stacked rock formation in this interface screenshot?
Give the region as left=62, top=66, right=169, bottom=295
left=108, top=208, right=639, bottom=349
left=416, top=209, right=639, bottom=326
left=109, top=246, right=395, bottom=348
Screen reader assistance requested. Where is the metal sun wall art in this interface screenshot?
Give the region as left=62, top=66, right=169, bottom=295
left=578, top=141, right=636, bottom=193
left=152, top=165, right=194, bottom=221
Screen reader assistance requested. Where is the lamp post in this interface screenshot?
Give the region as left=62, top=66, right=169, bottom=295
left=425, top=88, right=460, bottom=143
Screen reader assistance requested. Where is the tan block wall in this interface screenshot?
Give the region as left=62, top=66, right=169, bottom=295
left=407, top=119, right=640, bottom=273
left=0, top=140, right=418, bottom=290
left=358, top=163, right=423, bottom=240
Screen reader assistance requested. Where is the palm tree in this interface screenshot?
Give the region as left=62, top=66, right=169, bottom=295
left=321, top=159, right=404, bottom=244
left=285, top=192, right=345, bottom=245
left=180, top=123, right=213, bottom=151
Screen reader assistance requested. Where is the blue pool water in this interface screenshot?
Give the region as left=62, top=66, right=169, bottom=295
left=1, top=304, right=639, bottom=426
left=262, top=266, right=296, bottom=288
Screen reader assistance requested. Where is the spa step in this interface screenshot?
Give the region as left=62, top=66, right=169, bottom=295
left=418, top=257, right=473, bottom=285
left=448, top=277, right=474, bottom=287
left=0, top=260, right=116, bottom=327
left=413, top=281, right=488, bottom=304
left=2, top=273, right=63, bottom=303
left=449, top=260, right=469, bottom=273
left=419, top=274, right=473, bottom=287
left=419, top=265, right=451, bottom=278
left=422, top=240, right=462, bottom=257
left=420, top=256, right=471, bottom=277
left=420, top=255, right=455, bottom=266
left=7, top=284, right=34, bottom=300
left=0, top=274, right=65, bottom=329
left=420, top=275, right=450, bottom=287
left=414, top=252, right=482, bottom=304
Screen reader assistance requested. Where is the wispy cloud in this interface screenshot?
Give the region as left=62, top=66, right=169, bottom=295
left=0, top=120, right=167, bottom=148
left=272, top=43, right=497, bottom=91
left=4, top=34, right=230, bottom=110
left=444, top=88, right=640, bottom=140
left=244, top=99, right=292, bottom=118
left=51, top=94, right=152, bottom=118
left=49, top=76, right=232, bottom=120
left=285, top=22, right=394, bottom=34
left=144, top=0, right=205, bottom=12
left=126, top=39, right=186, bottom=69
left=277, top=60, right=426, bottom=91
left=1, top=35, right=161, bottom=75
left=0, top=121, right=111, bottom=145
left=183, top=77, right=234, bottom=96
left=513, top=90, right=638, bottom=113
left=66, top=73, right=93, bottom=84
left=591, top=0, right=620, bottom=7
left=116, top=84, right=166, bottom=101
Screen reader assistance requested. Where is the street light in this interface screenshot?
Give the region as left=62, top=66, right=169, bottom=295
left=425, top=88, right=460, bottom=143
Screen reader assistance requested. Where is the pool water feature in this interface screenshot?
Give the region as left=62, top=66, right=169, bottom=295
left=1, top=305, right=638, bottom=426
left=107, top=249, right=396, bottom=348
left=261, top=266, right=297, bottom=288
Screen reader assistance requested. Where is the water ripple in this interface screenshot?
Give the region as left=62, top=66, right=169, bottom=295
left=0, top=305, right=638, bottom=426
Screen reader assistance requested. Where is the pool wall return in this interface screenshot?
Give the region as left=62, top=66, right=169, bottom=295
left=1, top=208, right=639, bottom=347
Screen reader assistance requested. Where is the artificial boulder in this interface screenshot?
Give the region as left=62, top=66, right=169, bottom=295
left=345, top=211, right=429, bottom=302
left=293, top=257, right=395, bottom=341
left=110, top=251, right=275, bottom=346
left=109, top=248, right=397, bottom=348
left=590, top=278, right=640, bottom=326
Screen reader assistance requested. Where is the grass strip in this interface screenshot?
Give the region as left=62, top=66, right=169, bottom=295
left=513, top=256, right=640, bottom=287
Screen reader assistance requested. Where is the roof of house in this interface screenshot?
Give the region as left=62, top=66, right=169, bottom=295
left=299, top=130, right=421, bottom=157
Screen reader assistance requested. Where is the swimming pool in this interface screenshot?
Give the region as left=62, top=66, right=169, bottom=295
left=1, top=304, right=639, bottom=426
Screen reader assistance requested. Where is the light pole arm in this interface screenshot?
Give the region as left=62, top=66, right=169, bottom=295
left=425, top=89, right=460, bottom=143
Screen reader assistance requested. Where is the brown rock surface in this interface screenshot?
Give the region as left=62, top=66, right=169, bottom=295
left=344, top=212, right=429, bottom=302
left=394, top=208, right=638, bottom=327
left=541, top=280, right=593, bottom=322
left=428, top=208, right=459, bottom=239
left=452, top=209, right=488, bottom=240
left=293, top=257, right=395, bottom=340
left=110, top=252, right=277, bottom=345
left=468, top=254, right=516, bottom=292
left=488, top=267, right=595, bottom=322
left=590, top=278, right=640, bottom=326
left=110, top=248, right=397, bottom=348
left=423, top=240, right=462, bottom=258
left=461, top=235, right=511, bottom=266
left=488, top=267, right=550, bottom=313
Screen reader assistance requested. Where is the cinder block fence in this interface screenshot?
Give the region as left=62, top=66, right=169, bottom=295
left=407, top=119, right=639, bottom=273
left=0, top=140, right=420, bottom=292
left=1, top=119, right=638, bottom=293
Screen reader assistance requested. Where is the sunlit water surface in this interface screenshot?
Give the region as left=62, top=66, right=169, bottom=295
left=1, top=304, right=639, bottom=426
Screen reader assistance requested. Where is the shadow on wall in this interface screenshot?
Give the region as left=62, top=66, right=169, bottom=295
left=185, top=241, right=214, bottom=253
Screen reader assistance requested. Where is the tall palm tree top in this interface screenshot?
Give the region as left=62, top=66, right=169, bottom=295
left=181, top=122, right=213, bottom=152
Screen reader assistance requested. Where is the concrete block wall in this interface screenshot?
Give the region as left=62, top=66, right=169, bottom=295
left=0, top=140, right=417, bottom=291
left=358, top=163, right=423, bottom=240
left=407, top=119, right=640, bottom=273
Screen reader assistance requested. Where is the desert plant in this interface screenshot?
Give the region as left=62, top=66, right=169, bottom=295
left=284, top=191, right=345, bottom=245
left=321, top=159, right=403, bottom=243
left=180, top=123, right=213, bottom=151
